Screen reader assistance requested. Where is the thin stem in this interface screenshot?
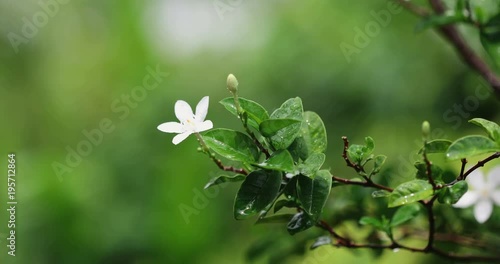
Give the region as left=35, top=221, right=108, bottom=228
left=458, top=158, right=467, bottom=181
left=422, top=149, right=437, bottom=189
left=195, top=133, right=248, bottom=175
left=424, top=195, right=438, bottom=250
left=395, top=0, right=430, bottom=16
left=462, top=152, right=500, bottom=180
left=341, top=136, right=366, bottom=174
left=332, top=175, right=393, bottom=192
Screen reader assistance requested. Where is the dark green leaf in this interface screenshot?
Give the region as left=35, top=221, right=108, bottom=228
left=438, top=181, right=468, bottom=204
left=388, top=180, right=434, bottom=208
left=419, top=139, right=453, bottom=154
left=287, top=211, right=315, bottom=235
left=202, top=129, right=260, bottom=162
left=269, top=98, right=304, bottom=150
left=234, top=170, right=282, bottom=220
left=446, top=135, right=500, bottom=160
left=298, top=153, right=326, bottom=177
left=297, top=170, right=332, bottom=221
left=260, top=119, right=302, bottom=137
left=390, top=203, right=421, bottom=227
left=481, top=14, right=500, bottom=68
left=256, top=214, right=294, bottom=225
left=254, top=150, right=295, bottom=172
left=310, top=236, right=332, bottom=250
left=469, top=118, right=500, bottom=142
left=220, top=97, right=269, bottom=130
left=204, top=174, right=245, bottom=189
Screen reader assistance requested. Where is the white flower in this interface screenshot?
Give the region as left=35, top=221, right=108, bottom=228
left=157, top=96, right=213, bottom=145
left=453, top=165, right=500, bottom=223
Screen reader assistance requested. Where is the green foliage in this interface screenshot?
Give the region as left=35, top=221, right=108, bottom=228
left=254, top=150, right=295, bottom=172
left=202, top=129, right=260, bottom=162
left=287, top=211, right=315, bottom=235
left=220, top=97, right=269, bottom=130
left=204, top=174, right=245, bottom=189
left=388, top=180, right=434, bottom=208
left=390, top=203, right=421, bottom=227
left=446, top=135, right=499, bottom=160
left=268, top=98, right=304, bottom=150
left=234, top=170, right=282, bottom=220
left=347, top=136, right=375, bottom=164
left=414, top=162, right=443, bottom=182
left=419, top=139, right=452, bottom=154
left=437, top=181, right=468, bottom=204
left=260, top=119, right=302, bottom=137
left=296, top=170, right=332, bottom=221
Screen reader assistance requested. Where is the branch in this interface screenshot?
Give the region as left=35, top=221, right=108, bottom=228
left=341, top=136, right=366, bottom=174
left=426, top=0, right=500, bottom=96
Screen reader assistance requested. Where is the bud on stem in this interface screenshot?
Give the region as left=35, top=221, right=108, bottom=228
left=422, top=121, right=430, bottom=141
left=226, top=73, right=242, bottom=113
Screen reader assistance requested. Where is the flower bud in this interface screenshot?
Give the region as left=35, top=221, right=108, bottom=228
left=422, top=121, right=430, bottom=139
left=226, top=73, right=239, bottom=94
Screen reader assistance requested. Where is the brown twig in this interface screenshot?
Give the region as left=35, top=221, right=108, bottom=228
left=425, top=0, right=500, bottom=96
left=422, top=150, right=437, bottom=189
left=341, top=136, right=366, bottom=174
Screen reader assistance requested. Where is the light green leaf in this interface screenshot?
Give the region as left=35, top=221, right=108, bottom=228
left=419, top=139, right=453, bottom=154
left=254, top=150, right=295, bottom=172
left=269, top=98, right=304, bottom=150
left=437, top=181, right=468, bottom=204
left=388, top=180, right=434, bottom=208
left=203, top=128, right=260, bottom=162
left=220, top=97, right=269, bottom=130
left=359, top=216, right=384, bottom=230
left=347, top=137, right=375, bottom=164
left=260, top=119, right=301, bottom=137
left=297, top=170, right=332, bottom=221
left=469, top=118, right=500, bottom=142
left=371, top=155, right=387, bottom=175
left=204, top=174, right=245, bottom=189
left=234, top=170, right=282, bottom=220
left=390, top=203, right=421, bottom=227
left=446, top=135, right=500, bottom=160
left=298, top=153, right=326, bottom=177
left=287, top=211, right=314, bottom=235
left=415, top=13, right=465, bottom=32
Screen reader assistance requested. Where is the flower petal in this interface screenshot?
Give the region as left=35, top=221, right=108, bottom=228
left=195, top=120, right=213, bottom=132
left=453, top=191, right=479, bottom=208
left=175, top=100, right=194, bottom=123
left=172, top=132, right=192, bottom=145
left=157, top=122, right=184, bottom=133
left=195, top=96, right=209, bottom=122
left=492, top=190, right=500, bottom=206
left=473, top=199, right=493, bottom=223
left=466, top=169, right=486, bottom=190
left=487, top=165, right=500, bottom=188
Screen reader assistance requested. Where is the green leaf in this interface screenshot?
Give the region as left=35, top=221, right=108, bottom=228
left=298, top=153, right=326, bottom=177
left=472, top=0, right=500, bottom=24
left=359, top=216, right=385, bottom=230
left=469, top=118, right=500, bottom=142
left=298, top=111, right=328, bottom=159
left=254, top=150, right=295, bottom=172
left=274, top=199, right=299, bottom=213
left=415, top=13, right=465, bottom=32
left=372, top=190, right=391, bottom=198
left=310, top=236, right=332, bottom=250
left=481, top=14, right=500, bottom=68
left=269, top=98, right=304, bottom=150
left=371, top=155, right=387, bottom=175
left=297, top=170, right=332, bottom=221
left=390, top=203, right=421, bottom=227
left=419, top=139, right=453, bottom=154
left=204, top=174, right=245, bottom=189
left=220, top=97, right=269, bottom=130
left=256, top=214, right=294, bottom=225
left=260, top=119, right=302, bottom=137
left=234, top=170, right=282, bottom=220
left=438, top=181, right=468, bottom=204
left=202, top=129, right=260, bottom=162
left=388, top=180, right=434, bottom=208
left=347, top=137, right=375, bottom=164
left=287, top=211, right=315, bottom=235
left=446, top=135, right=500, bottom=160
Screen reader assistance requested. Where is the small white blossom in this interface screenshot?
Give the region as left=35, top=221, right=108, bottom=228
left=157, top=96, right=213, bottom=145
left=453, top=165, right=500, bottom=223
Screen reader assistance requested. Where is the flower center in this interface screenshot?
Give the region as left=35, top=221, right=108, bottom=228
left=480, top=188, right=490, bottom=198
left=183, top=117, right=197, bottom=131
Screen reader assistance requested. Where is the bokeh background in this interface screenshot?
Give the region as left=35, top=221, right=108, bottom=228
left=1, top=0, right=500, bottom=263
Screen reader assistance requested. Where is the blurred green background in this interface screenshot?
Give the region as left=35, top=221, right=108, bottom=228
left=1, top=0, right=499, bottom=263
